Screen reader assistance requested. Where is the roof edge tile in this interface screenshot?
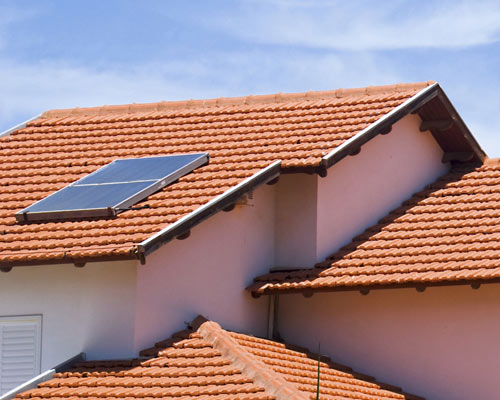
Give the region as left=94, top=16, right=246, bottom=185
left=483, top=157, right=500, bottom=165
left=197, top=319, right=308, bottom=400
left=40, top=81, right=436, bottom=119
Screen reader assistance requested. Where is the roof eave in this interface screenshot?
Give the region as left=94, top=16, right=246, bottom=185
left=137, top=160, right=282, bottom=258
left=316, top=83, right=486, bottom=176
left=0, top=113, right=42, bottom=138
left=251, top=276, right=500, bottom=297
left=0, top=253, right=138, bottom=270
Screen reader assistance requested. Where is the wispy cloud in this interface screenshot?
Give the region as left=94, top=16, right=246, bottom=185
left=0, top=50, right=403, bottom=132
left=0, top=60, right=208, bottom=129
left=204, top=0, right=500, bottom=50
left=1, top=0, right=499, bottom=158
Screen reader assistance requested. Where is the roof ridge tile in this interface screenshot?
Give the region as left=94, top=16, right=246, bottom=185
left=40, top=81, right=434, bottom=119
left=197, top=319, right=308, bottom=400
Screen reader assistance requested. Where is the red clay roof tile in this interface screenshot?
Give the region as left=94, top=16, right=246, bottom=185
left=0, top=82, right=433, bottom=266
left=15, top=317, right=422, bottom=400
left=251, top=159, right=500, bottom=294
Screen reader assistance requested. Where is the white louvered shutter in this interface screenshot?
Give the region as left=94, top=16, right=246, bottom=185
left=0, top=316, right=41, bottom=395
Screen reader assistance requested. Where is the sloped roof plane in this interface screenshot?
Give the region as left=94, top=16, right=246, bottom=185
left=13, top=317, right=423, bottom=400
left=0, top=81, right=483, bottom=268
left=251, top=158, right=500, bottom=295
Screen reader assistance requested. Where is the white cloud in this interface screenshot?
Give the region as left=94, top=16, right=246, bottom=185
left=0, top=50, right=404, bottom=132
left=205, top=0, right=500, bottom=50
left=0, top=61, right=197, bottom=131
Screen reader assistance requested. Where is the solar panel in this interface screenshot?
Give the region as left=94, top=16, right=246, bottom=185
left=16, top=153, right=209, bottom=222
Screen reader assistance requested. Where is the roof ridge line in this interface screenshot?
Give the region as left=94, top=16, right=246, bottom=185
left=197, top=320, right=308, bottom=400
left=40, top=81, right=435, bottom=119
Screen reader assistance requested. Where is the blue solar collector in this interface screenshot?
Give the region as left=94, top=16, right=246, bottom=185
left=16, top=153, right=209, bottom=222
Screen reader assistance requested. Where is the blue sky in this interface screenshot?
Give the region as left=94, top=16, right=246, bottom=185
left=1, top=0, right=500, bottom=155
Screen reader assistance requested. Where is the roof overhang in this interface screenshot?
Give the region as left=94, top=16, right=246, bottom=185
left=250, top=276, right=500, bottom=298
left=284, top=83, right=486, bottom=177
left=1, top=82, right=485, bottom=268
left=0, top=114, right=42, bottom=138
left=0, top=161, right=281, bottom=269
left=136, top=160, right=282, bottom=259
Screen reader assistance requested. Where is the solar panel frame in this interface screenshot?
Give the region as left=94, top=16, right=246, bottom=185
left=15, top=153, right=209, bottom=222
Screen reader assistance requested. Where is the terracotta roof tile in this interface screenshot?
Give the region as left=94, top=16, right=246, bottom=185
left=15, top=317, right=422, bottom=400
left=251, top=159, right=500, bottom=294
left=0, top=82, right=432, bottom=266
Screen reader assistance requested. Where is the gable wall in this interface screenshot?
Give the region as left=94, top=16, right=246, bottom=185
left=273, top=114, right=448, bottom=269
left=133, top=183, right=275, bottom=353
left=316, top=113, right=448, bottom=262
left=0, top=260, right=137, bottom=371
left=275, top=112, right=480, bottom=398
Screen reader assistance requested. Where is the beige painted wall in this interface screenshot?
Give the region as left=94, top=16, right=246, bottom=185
left=133, top=184, right=275, bottom=353
left=278, top=284, right=500, bottom=400
left=316, top=113, right=448, bottom=261
left=273, top=114, right=448, bottom=269
left=0, top=112, right=454, bottom=392
left=274, top=173, right=317, bottom=268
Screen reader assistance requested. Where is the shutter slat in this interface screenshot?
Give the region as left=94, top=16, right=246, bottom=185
left=0, top=317, right=41, bottom=394
left=3, top=348, right=36, bottom=355
left=3, top=332, right=36, bottom=339
left=1, top=369, right=36, bottom=377
left=2, top=338, right=36, bottom=346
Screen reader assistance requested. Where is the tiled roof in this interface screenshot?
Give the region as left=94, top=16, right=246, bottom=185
left=16, top=317, right=422, bottom=400
left=251, top=159, right=500, bottom=295
left=0, top=82, right=434, bottom=267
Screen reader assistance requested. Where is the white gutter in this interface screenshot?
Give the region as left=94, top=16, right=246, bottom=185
left=0, top=114, right=42, bottom=138
left=0, top=352, right=85, bottom=400
left=0, top=370, right=54, bottom=400
left=138, top=160, right=281, bottom=256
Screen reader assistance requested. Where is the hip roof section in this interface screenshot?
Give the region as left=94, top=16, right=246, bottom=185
left=0, top=82, right=434, bottom=266
left=15, top=317, right=423, bottom=400
left=251, top=158, right=500, bottom=295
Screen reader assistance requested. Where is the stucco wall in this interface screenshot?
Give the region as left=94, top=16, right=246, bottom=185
left=273, top=114, right=448, bottom=268
left=0, top=112, right=453, bottom=382
left=0, top=260, right=137, bottom=371
left=133, top=183, right=275, bottom=353
left=274, top=173, right=317, bottom=268
left=316, top=113, right=449, bottom=261
left=278, top=284, right=500, bottom=400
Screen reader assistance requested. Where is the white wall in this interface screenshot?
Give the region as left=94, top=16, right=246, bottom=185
left=0, top=261, right=137, bottom=371
left=278, top=284, right=500, bottom=400
left=133, top=183, right=275, bottom=353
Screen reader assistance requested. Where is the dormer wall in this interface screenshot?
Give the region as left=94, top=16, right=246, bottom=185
left=316, top=113, right=449, bottom=261
left=273, top=114, right=449, bottom=269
